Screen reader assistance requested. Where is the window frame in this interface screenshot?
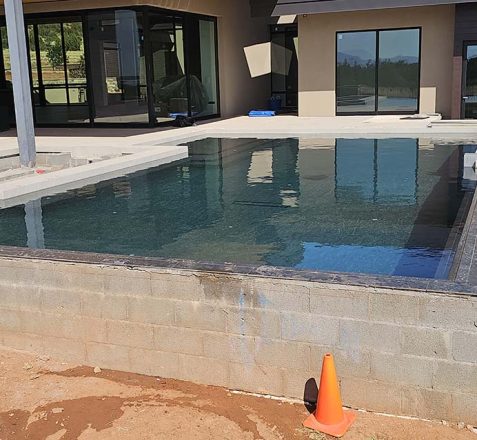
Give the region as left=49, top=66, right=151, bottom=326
left=0, top=6, right=220, bottom=128
left=335, top=26, right=422, bottom=116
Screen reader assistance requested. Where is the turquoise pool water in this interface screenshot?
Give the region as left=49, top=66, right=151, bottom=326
left=0, top=137, right=474, bottom=279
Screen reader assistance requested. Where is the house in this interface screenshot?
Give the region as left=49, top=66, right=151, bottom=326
left=1, top=0, right=477, bottom=130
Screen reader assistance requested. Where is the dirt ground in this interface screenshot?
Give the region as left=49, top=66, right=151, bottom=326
left=0, top=348, right=475, bottom=440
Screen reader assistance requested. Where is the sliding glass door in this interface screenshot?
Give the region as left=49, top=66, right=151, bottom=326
left=377, top=29, right=420, bottom=112
left=185, top=16, right=219, bottom=118
left=336, top=31, right=376, bottom=114
left=463, top=43, right=477, bottom=118
left=87, top=10, right=148, bottom=124
left=1, top=7, right=219, bottom=127
left=26, top=18, right=89, bottom=124
left=148, top=13, right=187, bottom=123
left=0, top=25, right=15, bottom=126
left=337, top=28, right=420, bottom=115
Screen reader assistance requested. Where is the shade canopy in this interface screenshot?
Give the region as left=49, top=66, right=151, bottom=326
left=251, top=0, right=477, bottom=16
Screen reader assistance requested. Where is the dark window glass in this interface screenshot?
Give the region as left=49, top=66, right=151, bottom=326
left=196, top=19, right=219, bottom=117
left=336, top=31, right=376, bottom=113
left=378, top=29, right=420, bottom=112
left=26, top=18, right=89, bottom=124
left=0, top=25, right=14, bottom=126
left=271, top=26, right=298, bottom=110
left=464, top=44, right=477, bottom=118
left=149, top=14, right=187, bottom=123
left=336, top=28, right=420, bottom=115
left=87, top=10, right=148, bottom=124
left=185, top=16, right=219, bottom=118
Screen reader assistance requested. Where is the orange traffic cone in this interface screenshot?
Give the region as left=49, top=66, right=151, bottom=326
left=303, top=353, right=356, bottom=438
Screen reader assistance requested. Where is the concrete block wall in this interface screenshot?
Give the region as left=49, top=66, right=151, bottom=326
left=0, top=256, right=476, bottom=425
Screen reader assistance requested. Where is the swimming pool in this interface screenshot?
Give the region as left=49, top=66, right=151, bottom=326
left=0, top=137, right=475, bottom=279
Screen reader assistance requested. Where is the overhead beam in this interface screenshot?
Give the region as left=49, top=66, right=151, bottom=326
left=4, top=0, right=36, bottom=167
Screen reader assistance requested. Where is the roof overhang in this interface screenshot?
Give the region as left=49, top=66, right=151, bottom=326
left=251, top=0, right=476, bottom=17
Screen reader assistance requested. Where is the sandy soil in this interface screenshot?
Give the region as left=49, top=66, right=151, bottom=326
left=0, top=347, right=475, bottom=440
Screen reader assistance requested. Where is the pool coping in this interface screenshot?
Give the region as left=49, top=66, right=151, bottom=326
left=1, top=245, right=476, bottom=298
left=0, top=146, right=189, bottom=208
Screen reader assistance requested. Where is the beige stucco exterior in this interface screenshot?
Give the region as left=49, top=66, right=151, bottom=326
left=0, top=0, right=271, bottom=118
left=298, top=5, right=455, bottom=117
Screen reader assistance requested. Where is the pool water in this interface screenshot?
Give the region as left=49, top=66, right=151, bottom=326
left=0, top=137, right=475, bottom=279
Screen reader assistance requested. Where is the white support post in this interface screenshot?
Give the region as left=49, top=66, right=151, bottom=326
left=24, top=199, right=45, bottom=249
left=4, top=0, right=36, bottom=167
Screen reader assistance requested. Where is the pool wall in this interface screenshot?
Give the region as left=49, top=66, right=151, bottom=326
left=0, top=254, right=476, bottom=425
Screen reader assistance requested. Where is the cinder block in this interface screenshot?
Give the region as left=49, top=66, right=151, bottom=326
left=401, top=387, right=452, bottom=421
left=0, top=330, right=44, bottom=354
left=0, top=263, right=37, bottom=286
left=252, top=280, right=309, bottom=313
left=281, top=368, right=314, bottom=400
left=0, top=308, right=23, bottom=332
left=41, top=336, right=87, bottom=363
left=281, top=312, right=339, bottom=345
left=310, top=288, right=369, bottom=320
left=81, top=293, right=128, bottom=321
left=0, top=284, right=40, bottom=311
left=129, top=348, right=180, bottom=378
left=81, top=317, right=108, bottom=343
left=128, top=296, right=175, bottom=326
left=103, top=272, right=151, bottom=296
left=66, top=270, right=105, bottom=293
left=40, top=287, right=81, bottom=315
left=179, top=354, right=229, bottom=387
left=339, top=319, right=401, bottom=354
left=200, top=275, right=253, bottom=307
left=227, top=308, right=281, bottom=339
left=229, top=362, right=283, bottom=396
left=202, top=333, right=254, bottom=364
left=151, top=275, right=204, bottom=302
left=452, top=393, right=477, bottom=426
left=434, top=361, right=477, bottom=394
left=370, top=352, right=434, bottom=388
left=36, top=265, right=104, bottom=293
left=86, top=342, right=130, bottom=371
left=175, top=302, right=226, bottom=332
left=341, top=377, right=402, bottom=414
left=419, top=296, right=477, bottom=331
left=154, top=325, right=204, bottom=356
left=106, top=320, right=154, bottom=349
left=401, top=327, right=450, bottom=359
left=310, top=346, right=371, bottom=379
left=254, top=339, right=310, bottom=370
left=22, top=311, right=107, bottom=343
left=452, top=331, right=477, bottom=363
left=369, top=291, right=419, bottom=325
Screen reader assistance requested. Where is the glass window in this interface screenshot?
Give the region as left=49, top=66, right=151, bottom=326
left=464, top=44, right=477, bottom=118
left=271, top=26, right=298, bottom=110
left=378, top=29, right=420, bottom=113
left=87, top=10, right=149, bottom=123
left=149, top=13, right=188, bottom=123
left=64, top=21, right=88, bottom=108
left=1, top=26, right=11, bottom=86
left=0, top=25, right=15, bottom=125
left=26, top=18, right=90, bottom=124
left=336, top=28, right=420, bottom=115
left=183, top=17, right=219, bottom=118
left=197, top=19, right=218, bottom=117
left=337, top=31, right=376, bottom=114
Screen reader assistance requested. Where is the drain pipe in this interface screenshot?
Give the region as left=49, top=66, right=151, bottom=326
left=4, top=0, right=36, bottom=167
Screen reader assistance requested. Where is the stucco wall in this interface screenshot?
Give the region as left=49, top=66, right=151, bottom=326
left=0, top=256, right=476, bottom=425
left=1, top=0, right=271, bottom=118
left=298, top=5, right=455, bottom=117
